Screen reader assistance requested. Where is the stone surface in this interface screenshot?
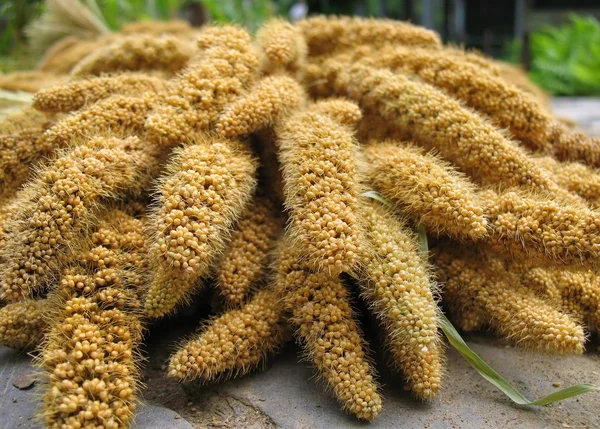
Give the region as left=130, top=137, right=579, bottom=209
left=134, top=403, right=194, bottom=429
left=143, top=334, right=600, bottom=429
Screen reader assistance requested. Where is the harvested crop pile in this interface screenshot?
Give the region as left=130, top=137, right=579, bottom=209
left=0, top=16, right=599, bottom=427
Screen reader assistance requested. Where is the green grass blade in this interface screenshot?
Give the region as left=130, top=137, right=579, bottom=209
left=438, top=312, right=597, bottom=406
left=362, top=190, right=389, bottom=205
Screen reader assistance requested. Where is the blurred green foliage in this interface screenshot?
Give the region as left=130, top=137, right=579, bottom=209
left=199, top=0, right=290, bottom=32
left=0, top=0, right=43, bottom=55
left=506, top=15, right=600, bottom=96
left=97, top=0, right=187, bottom=30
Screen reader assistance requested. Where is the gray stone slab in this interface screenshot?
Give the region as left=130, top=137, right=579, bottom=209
left=0, top=347, right=41, bottom=429
left=172, top=337, right=599, bottom=429
left=134, top=403, right=193, bottom=429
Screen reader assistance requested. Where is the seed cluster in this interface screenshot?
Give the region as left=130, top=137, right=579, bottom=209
left=215, top=195, right=283, bottom=306
left=359, top=200, right=442, bottom=400
left=276, top=238, right=383, bottom=420
left=276, top=100, right=364, bottom=274
left=0, top=16, right=599, bottom=427
left=435, top=244, right=585, bottom=353
left=40, top=209, right=147, bottom=429
left=168, top=285, right=287, bottom=381
left=364, top=141, right=487, bottom=240
left=144, top=135, right=257, bottom=318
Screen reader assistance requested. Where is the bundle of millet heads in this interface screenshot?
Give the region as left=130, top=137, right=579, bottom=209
left=0, top=15, right=599, bottom=427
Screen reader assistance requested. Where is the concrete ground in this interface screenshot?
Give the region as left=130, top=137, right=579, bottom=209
left=1, top=98, right=600, bottom=429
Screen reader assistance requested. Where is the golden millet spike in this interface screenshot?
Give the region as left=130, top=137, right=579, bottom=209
left=71, top=34, right=194, bottom=77
left=0, top=107, right=50, bottom=134
left=0, top=70, right=67, bottom=93
left=0, top=135, right=160, bottom=302
left=443, top=46, right=501, bottom=76
left=39, top=210, right=147, bottom=429
left=276, top=238, right=383, bottom=420
left=33, top=73, right=168, bottom=113
left=0, top=299, right=46, bottom=350
left=255, top=18, right=307, bottom=78
left=480, top=188, right=600, bottom=264
left=297, top=15, right=441, bottom=57
left=215, top=195, right=283, bottom=307
left=37, top=35, right=117, bottom=74
left=345, top=46, right=555, bottom=152
left=549, top=122, right=600, bottom=168
left=434, top=244, right=585, bottom=353
left=358, top=199, right=443, bottom=400
left=306, top=60, right=554, bottom=192
left=275, top=100, right=364, bottom=274
left=495, top=61, right=552, bottom=111
left=308, top=97, right=363, bottom=126
left=145, top=25, right=259, bottom=147
left=216, top=75, right=306, bottom=138
left=120, top=19, right=193, bottom=35
left=168, top=284, right=288, bottom=382
left=534, top=155, right=600, bottom=209
left=364, top=141, right=487, bottom=240
left=0, top=128, right=45, bottom=199
left=144, top=134, right=257, bottom=318
left=0, top=191, right=26, bottom=254
left=38, top=94, right=157, bottom=151
left=517, top=263, right=600, bottom=329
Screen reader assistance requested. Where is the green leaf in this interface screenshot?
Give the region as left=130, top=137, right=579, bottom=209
left=438, top=313, right=598, bottom=406
left=362, top=190, right=389, bottom=206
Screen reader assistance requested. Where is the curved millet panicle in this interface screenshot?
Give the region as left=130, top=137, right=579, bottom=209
left=359, top=200, right=443, bottom=400
left=215, top=196, right=283, bottom=307
left=0, top=191, right=28, bottom=255
left=145, top=25, right=259, bottom=146
left=37, top=35, right=117, bottom=74
left=0, top=70, right=67, bottom=93
left=168, top=284, right=288, bottom=382
left=495, top=61, right=552, bottom=111
left=0, top=135, right=160, bottom=302
left=276, top=238, right=382, bottom=420
left=39, top=210, right=147, bottom=429
left=0, top=299, right=46, bottom=350
left=364, top=141, right=487, bottom=240
left=516, top=263, right=600, bottom=328
left=33, top=73, right=168, bottom=113
left=38, top=94, right=157, bottom=151
left=256, top=18, right=307, bottom=78
left=275, top=100, right=364, bottom=274
left=480, top=188, right=600, bottom=264
left=443, top=46, right=501, bottom=76
left=434, top=244, right=585, bottom=353
left=309, top=98, right=363, bottom=126
left=120, top=19, right=193, bottom=35
left=216, top=75, right=306, bottom=138
left=549, top=122, right=600, bottom=167
left=534, top=155, right=600, bottom=208
left=0, top=128, right=45, bottom=199
left=71, top=34, right=194, bottom=77
left=297, top=15, right=441, bottom=57
left=0, top=107, right=50, bottom=134
left=144, top=135, right=257, bottom=318
left=343, top=46, right=555, bottom=152
left=305, top=60, right=554, bottom=192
